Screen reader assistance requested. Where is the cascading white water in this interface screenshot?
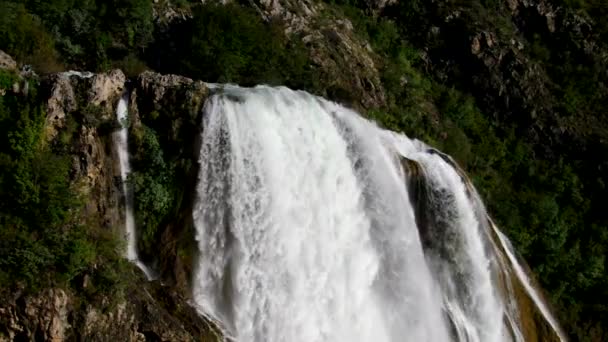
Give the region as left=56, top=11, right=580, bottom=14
left=493, top=226, right=567, bottom=342
left=405, top=152, right=503, bottom=342
left=192, top=85, right=564, bottom=342
left=114, top=94, right=155, bottom=280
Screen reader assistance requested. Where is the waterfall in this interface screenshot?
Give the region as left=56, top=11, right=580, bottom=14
left=191, top=85, right=565, bottom=342
left=114, top=94, right=155, bottom=280
left=493, top=226, right=567, bottom=341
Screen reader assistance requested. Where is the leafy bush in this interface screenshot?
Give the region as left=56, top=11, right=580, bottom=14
left=0, top=2, right=62, bottom=72
left=0, top=0, right=154, bottom=72
left=330, top=1, right=608, bottom=338
left=149, top=2, right=313, bottom=90
left=130, top=125, right=174, bottom=255
left=0, top=69, right=17, bottom=89
left=0, top=79, right=127, bottom=295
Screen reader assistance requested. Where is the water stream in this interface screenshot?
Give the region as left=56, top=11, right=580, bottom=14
left=114, top=94, right=155, bottom=280
left=189, top=85, right=563, bottom=342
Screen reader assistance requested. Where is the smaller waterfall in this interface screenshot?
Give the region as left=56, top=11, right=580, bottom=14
left=493, top=226, right=567, bottom=341
left=114, top=93, right=155, bottom=280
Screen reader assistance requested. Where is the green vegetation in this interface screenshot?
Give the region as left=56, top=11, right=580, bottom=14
left=152, top=2, right=314, bottom=89
left=130, top=125, right=174, bottom=254
left=0, top=72, right=130, bottom=299
left=0, top=0, right=154, bottom=72
left=327, top=1, right=608, bottom=339
left=129, top=88, right=200, bottom=262
left=0, top=0, right=314, bottom=90
left=0, top=2, right=62, bottom=72
left=0, top=0, right=606, bottom=339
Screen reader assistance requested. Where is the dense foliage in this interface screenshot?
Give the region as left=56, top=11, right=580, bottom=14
left=0, top=0, right=153, bottom=72
left=130, top=124, right=175, bottom=256
left=0, top=0, right=607, bottom=340
left=0, top=70, right=130, bottom=299
left=0, top=0, right=313, bottom=87
left=149, top=2, right=315, bottom=89
left=325, top=1, right=608, bottom=340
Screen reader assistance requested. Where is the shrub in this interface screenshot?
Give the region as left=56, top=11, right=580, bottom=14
left=130, top=126, right=174, bottom=254
left=0, top=79, right=123, bottom=294
left=149, top=2, right=313, bottom=89
left=0, top=2, right=62, bottom=73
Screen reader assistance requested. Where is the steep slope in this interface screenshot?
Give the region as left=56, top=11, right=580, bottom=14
left=0, top=48, right=567, bottom=341
left=0, top=0, right=606, bottom=340
left=0, top=58, right=221, bottom=341
left=190, top=85, right=564, bottom=342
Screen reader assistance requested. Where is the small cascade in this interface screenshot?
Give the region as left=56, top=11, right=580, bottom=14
left=493, top=226, right=567, bottom=341
left=191, top=85, right=565, bottom=342
left=114, top=93, right=155, bottom=280
left=410, top=153, right=503, bottom=342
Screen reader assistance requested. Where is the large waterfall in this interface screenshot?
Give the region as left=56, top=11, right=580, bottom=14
left=191, top=86, right=565, bottom=342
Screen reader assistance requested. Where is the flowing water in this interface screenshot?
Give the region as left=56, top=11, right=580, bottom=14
left=114, top=94, right=155, bottom=280
left=191, top=85, right=564, bottom=342
left=494, top=227, right=567, bottom=341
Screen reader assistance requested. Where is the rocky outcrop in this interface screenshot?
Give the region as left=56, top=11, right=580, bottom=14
left=0, top=50, right=17, bottom=71
left=135, top=71, right=208, bottom=120
left=509, top=0, right=557, bottom=32
left=381, top=0, right=607, bottom=154
left=44, top=70, right=125, bottom=140
left=130, top=71, right=209, bottom=292
left=0, top=289, right=70, bottom=342
left=152, top=0, right=193, bottom=25
left=366, top=0, right=397, bottom=11
left=41, top=70, right=126, bottom=232
left=0, top=64, right=220, bottom=341
left=0, top=281, right=222, bottom=341
left=254, top=0, right=386, bottom=109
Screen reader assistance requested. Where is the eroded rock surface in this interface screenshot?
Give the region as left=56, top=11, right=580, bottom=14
left=0, top=283, right=221, bottom=342
left=254, top=0, right=386, bottom=109
left=0, top=50, right=17, bottom=71
left=0, top=65, right=220, bottom=342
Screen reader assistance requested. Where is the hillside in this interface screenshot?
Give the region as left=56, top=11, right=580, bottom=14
left=0, top=0, right=607, bottom=340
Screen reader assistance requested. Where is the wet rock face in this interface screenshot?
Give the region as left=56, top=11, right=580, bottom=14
left=131, top=71, right=209, bottom=292
left=35, top=69, right=212, bottom=296
left=399, top=157, right=562, bottom=342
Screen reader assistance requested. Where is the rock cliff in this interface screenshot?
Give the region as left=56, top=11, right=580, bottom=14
left=1, top=0, right=605, bottom=339
left=0, top=282, right=221, bottom=342
left=254, top=0, right=387, bottom=109
left=0, top=57, right=220, bottom=341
